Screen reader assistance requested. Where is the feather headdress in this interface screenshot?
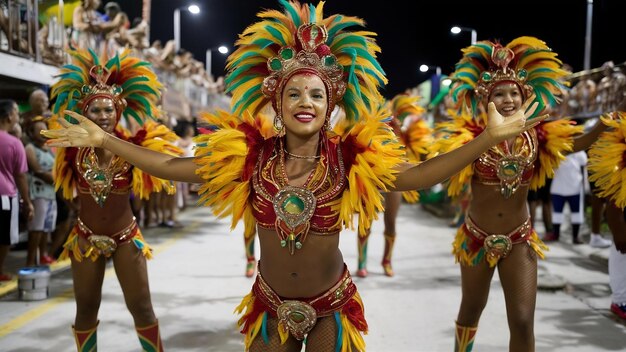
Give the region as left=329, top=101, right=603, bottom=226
left=51, top=48, right=162, bottom=125
left=449, top=36, right=569, bottom=118
left=225, top=0, right=386, bottom=123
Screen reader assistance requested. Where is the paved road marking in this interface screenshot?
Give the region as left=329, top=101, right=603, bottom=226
left=0, top=222, right=199, bottom=339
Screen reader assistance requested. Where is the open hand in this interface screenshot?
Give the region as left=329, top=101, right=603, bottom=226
left=40, top=110, right=108, bottom=148
left=485, top=94, right=548, bottom=143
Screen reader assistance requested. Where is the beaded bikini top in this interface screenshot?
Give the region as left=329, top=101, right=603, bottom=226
left=73, top=147, right=132, bottom=206
left=251, top=136, right=346, bottom=254
left=473, top=129, right=538, bottom=198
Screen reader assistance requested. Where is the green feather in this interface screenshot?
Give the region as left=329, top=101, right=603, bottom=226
left=126, top=93, right=152, bottom=115
left=132, top=61, right=152, bottom=68
left=52, top=91, right=68, bottom=113
left=87, top=48, right=100, bottom=66
left=121, top=76, right=149, bottom=89
left=264, top=25, right=286, bottom=45
left=105, top=54, right=121, bottom=72
left=280, top=0, right=301, bottom=28
left=126, top=108, right=143, bottom=125
left=308, top=4, right=316, bottom=22
left=251, top=38, right=275, bottom=49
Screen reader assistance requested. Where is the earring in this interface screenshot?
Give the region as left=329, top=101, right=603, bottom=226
left=274, top=114, right=285, bottom=135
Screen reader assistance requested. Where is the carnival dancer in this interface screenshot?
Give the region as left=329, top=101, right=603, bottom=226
left=50, top=48, right=181, bottom=351
left=587, top=107, right=626, bottom=321
left=355, top=94, right=432, bottom=277
left=431, top=37, right=608, bottom=351
left=43, top=2, right=544, bottom=350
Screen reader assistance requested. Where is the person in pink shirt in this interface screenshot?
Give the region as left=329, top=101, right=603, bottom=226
left=0, top=99, right=34, bottom=281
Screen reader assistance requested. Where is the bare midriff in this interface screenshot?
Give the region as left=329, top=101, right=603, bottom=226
left=257, top=226, right=344, bottom=298
left=77, top=192, right=135, bottom=235
left=467, top=182, right=531, bottom=234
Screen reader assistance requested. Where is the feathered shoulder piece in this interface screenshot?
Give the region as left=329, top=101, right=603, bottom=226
left=129, top=120, right=183, bottom=199
left=388, top=94, right=430, bottom=203
left=390, top=94, right=432, bottom=159
left=529, top=119, right=583, bottom=190
left=428, top=110, right=486, bottom=197
left=53, top=146, right=78, bottom=200
left=337, top=104, right=405, bottom=235
left=193, top=110, right=269, bottom=238
left=588, top=112, right=626, bottom=208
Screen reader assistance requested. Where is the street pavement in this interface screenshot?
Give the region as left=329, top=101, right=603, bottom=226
left=0, top=201, right=625, bottom=351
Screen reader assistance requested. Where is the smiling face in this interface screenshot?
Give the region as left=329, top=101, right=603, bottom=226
left=84, top=97, right=117, bottom=133
left=280, top=73, right=328, bottom=139
left=488, top=82, right=524, bottom=117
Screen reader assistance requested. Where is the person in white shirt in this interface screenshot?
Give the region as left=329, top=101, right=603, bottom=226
left=549, top=150, right=597, bottom=245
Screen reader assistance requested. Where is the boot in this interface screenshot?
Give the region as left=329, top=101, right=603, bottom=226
left=72, top=321, right=98, bottom=352
left=136, top=320, right=164, bottom=352
left=382, top=233, right=396, bottom=277
left=454, top=322, right=477, bottom=352
left=245, top=256, right=256, bottom=278
left=357, top=235, right=369, bottom=277
left=244, top=235, right=256, bottom=278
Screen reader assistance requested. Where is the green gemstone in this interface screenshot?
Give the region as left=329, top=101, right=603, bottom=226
left=280, top=240, right=287, bottom=247
left=82, top=85, right=91, bottom=93
left=517, top=69, right=528, bottom=80
left=481, top=72, right=492, bottom=81
left=94, top=172, right=106, bottom=181
left=282, top=196, right=304, bottom=215
left=281, top=48, right=294, bottom=60
left=295, top=242, right=302, bottom=249
left=323, top=55, right=336, bottom=67
left=289, top=311, right=305, bottom=323
left=270, top=58, right=283, bottom=71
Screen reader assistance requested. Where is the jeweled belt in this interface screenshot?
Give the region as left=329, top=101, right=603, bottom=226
left=464, top=216, right=532, bottom=261
left=253, top=265, right=355, bottom=340
left=76, top=217, right=138, bottom=257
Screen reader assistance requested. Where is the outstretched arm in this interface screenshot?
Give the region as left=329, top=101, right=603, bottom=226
left=42, top=111, right=203, bottom=184
left=392, top=98, right=545, bottom=192
left=573, top=96, right=626, bottom=152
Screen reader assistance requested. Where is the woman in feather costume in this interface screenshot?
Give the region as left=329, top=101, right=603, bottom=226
left=431, top=37, right=610, bottom=351
left=587, top=107, right=626, bottom=321
left=355, top=94, right=432, bottom=278
left=43, top=1, right=543, bottom=350
left=49, top=48, right=181, bottom=351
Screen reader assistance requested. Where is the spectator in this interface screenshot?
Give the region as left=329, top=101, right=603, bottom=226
left=24, top=116, right=57, bottom=266
left=71, top=0, right=103, bottom=50
left=100, top=2, right=130, bottom=55
left=548, top=150, right=591, bottom=244
left=20, top=89, right=50, bottom=137
left=0, top=99, right=34, bottom=281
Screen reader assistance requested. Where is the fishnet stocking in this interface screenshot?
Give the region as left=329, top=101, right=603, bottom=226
left=497, top=244, right=537, bottom=352
left=457, top=243, right=538, bottom=352
left=305, top=315, right=342, bottom=352
left=249, top=316, right=302, bottom=352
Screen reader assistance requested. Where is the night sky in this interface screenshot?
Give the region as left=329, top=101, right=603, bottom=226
left=119, top=0, right=626, bottom=99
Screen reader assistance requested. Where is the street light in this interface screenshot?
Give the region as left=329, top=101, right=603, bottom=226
left=206, top=45, right=229, bottom=78
left=420, top=64, right=441, bottom=76
left=174, top=4, right=201, bottom=52
left=450, top=26, right=477, bottom=45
